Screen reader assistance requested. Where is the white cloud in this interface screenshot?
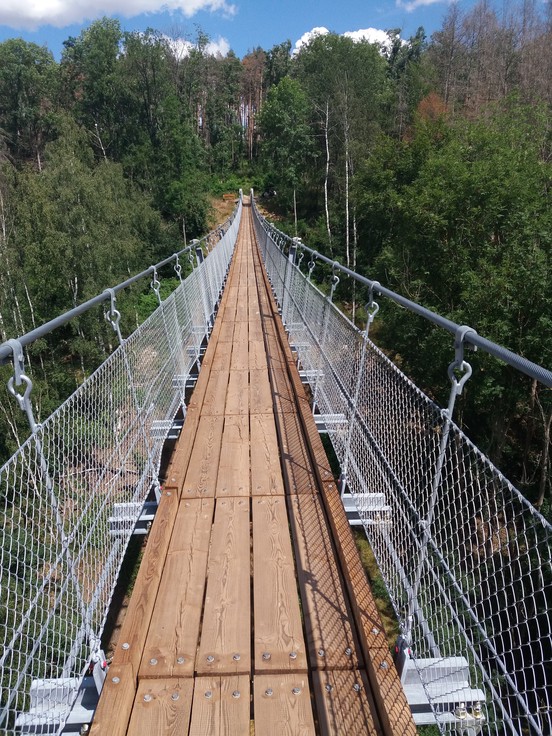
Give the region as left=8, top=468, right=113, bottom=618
left=292, top=26, right=329, bottom=55
left=344, top=28, right=394, bottom=50
left=167, top=34, right=230, bottom=58
left=396, top=0, right=442, bottom=11
left=293, top=25, right=402, bottom=56
left=0, top=0, right=236, bottom=31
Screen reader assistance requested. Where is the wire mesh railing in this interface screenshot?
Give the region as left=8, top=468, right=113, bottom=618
left=0, top=195, right=242, bottom=734
left=252, top=194, right=551, bottom=736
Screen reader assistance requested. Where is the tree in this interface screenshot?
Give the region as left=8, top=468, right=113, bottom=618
left=258, top=76, right=314, bottom=233
left=0, top=39, right=57, bottom=168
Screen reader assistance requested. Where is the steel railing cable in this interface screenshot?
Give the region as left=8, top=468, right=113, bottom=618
left=0, top=193, right=242, bottom=733
left=251, top=191, right=551, bottom=736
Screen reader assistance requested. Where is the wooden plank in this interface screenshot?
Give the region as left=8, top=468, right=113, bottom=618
left=233, top=321, right=249, bottom=343
left=253, top=497, right=307, bottom=672
left=248, top=319, right=264, bottom=341
left=90, top=663, right=136, bottom=736
left=225, top=369, right=249, bottom=416
left=277, top=409, right=319, bottom=495
left=230, top=339, right=249, bottom=372
left=127, top=678, right=194, bottom=736
left=201, top=369, right=230, bottom=416
left=253, top=674, right=315, bottom=736
left=313, top=670, right=382, bottom=736
left=217, top=321, right=235, bottom=343
left=235, top=296, right=249, bottom=323
left=287, top=493, right=363, bottom=670
left=249, top=369, right=273, bottom=414
left=107, top=489, right=180, bottom=671
left=182, top=415, right=224, bottom=498
left=189, top=676, right=250, bottom=736
left=250, top=414, right=284, bottom=496
left=196, top=498, right=250, bottom=673
left=249, top=340, right=268, bottom=370
left=210, top=341, right=232, bottom=374
left=139, top=499, right=214, bottom=678
left=215, top=415, right=250, bottom=497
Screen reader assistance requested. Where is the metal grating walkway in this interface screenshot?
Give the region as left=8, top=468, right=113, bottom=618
left=89, top=200, right=415, bottom=735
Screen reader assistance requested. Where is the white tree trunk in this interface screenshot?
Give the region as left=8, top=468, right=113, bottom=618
left=324, top=101, right=332, bottom=253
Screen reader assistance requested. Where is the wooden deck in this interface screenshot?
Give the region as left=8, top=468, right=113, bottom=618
left=90, top=201, right=416, bottom=735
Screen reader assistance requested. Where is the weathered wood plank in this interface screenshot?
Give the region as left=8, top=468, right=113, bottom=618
left=249, top=369, right=273, bottom=415
left=249, top=340, right=268, bottom=370
left=201, top=369, right=230, bottom=416
left=313, top=670, right=382, bottom=736
left=182, top=415, right=224, bottom=498
left=287, top=493, right=363, bottom=670
left=189, top=676, right=250, bottom=736
left=253, top=496, right=307, bottom=672
left=127, top=678, right=194, bottom=736
left=250, top=414, right=284, bottom=496
left=253, top=675, right=315, bottom=736
left=196, top=498, right=250, bottom=673
left=89, top=664, right=136, bottom=736
left=215, top=415, right=250, bottom=497
left=225, top=370, right=249, bottom=416
left=139, top=499, right=214, bottom=678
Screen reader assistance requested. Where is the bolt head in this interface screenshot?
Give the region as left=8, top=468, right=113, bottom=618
left=143, top=694, right=152, bottom=702
left=380, top=661, right=388, bottom=669
left=206, top=655, right=215, bottom=663
left=353, top=683, right=361, bottom=692
left=325, top=684, right=333, bottom=693
left=121, top=642, right=130, bottom=650
left=233, top=653, right=241, bottom=661
left=262, top=652, right=271, bottom=661
left=345, top=647, right=352, bottom=656
left=292, top=687, right=301, bottom=695
left=265, top=688, right=273, bottom=697
left=176, top=656, right=185, bottom=664
left=232, top=690, right=241, bottom=699
left=289, top=651, right=297, bottom=660
left=318, top=649, right=325, bottom=658
left=149, top=658, right=158, bottom=666
left=171, top=692, right=180, bottom=701
left=112, top=677, right=120, bottom=684
left=205, top=690, right=213, bottom=699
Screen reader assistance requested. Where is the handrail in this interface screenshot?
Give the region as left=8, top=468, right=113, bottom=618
left=0, top=193, right=243, bottom=364
left=251, top=191, right=552, bottom=388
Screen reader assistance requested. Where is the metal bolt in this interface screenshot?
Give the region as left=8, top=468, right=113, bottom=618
left=232, top=691, right=241, bottom=699
left=289, top=651, right=297, bottom=660
left=143, top=694, right=152, bottom=702
left=176, top=656, right=185, bottom=665
left=353, top=683, right=361, bottom=692
left=318, top=649, right=325, bottom=658
left=345, top=647, right=352, bottom=657
left=171, top=692, right=180, bottom=702
left=380, top=661, right=388, bottom=669
left=455, top=703, right=468, bottom=719
left=112, top=677, right=120, bottom=684
left=325, top=684, right=333, bottom=693
left=233, top=653, right=241, bottom=661
left=205, top=690, right=213, bottom=699
left=292, top=687, right=301, bottom=695
left=149, top=658, right=158, bottom=666
left=262, top=652, right=271, bottom=661
left=121, top=642, right=130, bottom=650
left=371, top=627, right=380, bottom=635
left=265, top=688, right=273, bottom=697
left=206, top=655, right=215, bottom=663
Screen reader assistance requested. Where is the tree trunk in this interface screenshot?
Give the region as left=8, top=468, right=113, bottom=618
left=344, top=106, right=350, bottom=269
left=535, top=389, right=552, bottom=510
left=293, top=188, right=298, bottom=237
left=323, top=101, right=332, bottom=255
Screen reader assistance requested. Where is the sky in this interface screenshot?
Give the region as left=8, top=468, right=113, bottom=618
left=0, top=0, right=484, bottom=60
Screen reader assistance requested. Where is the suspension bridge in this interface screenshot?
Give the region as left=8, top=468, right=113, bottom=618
left=0, top=193, right=550, bottom=735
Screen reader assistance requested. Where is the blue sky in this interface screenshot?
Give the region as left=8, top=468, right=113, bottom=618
left=0, top=0, right=482, bottom=60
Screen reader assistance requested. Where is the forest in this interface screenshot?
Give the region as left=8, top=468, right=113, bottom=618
left=0, top=0, right=550, bottom=518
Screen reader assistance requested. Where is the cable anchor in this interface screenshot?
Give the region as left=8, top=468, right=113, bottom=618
left=174, top=255, right=183, bottom=283
left=6, top=338, right=39, bottom=432
left=103, top=288, right=123, bottom=343
left=447, top=325, right=477, bottom=396
left=307, top=252, right=317, bottom=281
left=329, top=262, right=340, bottom=301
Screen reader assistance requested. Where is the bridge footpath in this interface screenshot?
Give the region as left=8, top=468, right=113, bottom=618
left=90, top=201, right=415, bottom=735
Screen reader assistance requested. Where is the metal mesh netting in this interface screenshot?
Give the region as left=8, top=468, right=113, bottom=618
left=0, top=202, right=240, bottom=734
left=253, top=202, right=551, bottom=736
